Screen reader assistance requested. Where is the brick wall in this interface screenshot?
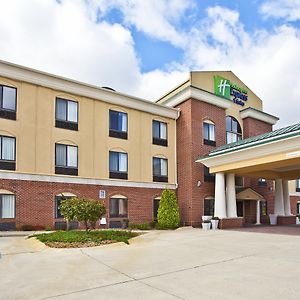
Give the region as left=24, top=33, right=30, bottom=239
left=0, top=178, right=165, bottom=229
left=243, top=117, right=272, bottom=138
left=176, top=98, right=226, bottom=226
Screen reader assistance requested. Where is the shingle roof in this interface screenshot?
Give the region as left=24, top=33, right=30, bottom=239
left=207, top=122, right=300, bottom=157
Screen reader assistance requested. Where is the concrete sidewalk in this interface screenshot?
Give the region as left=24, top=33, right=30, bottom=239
left=1, top=227, right=300, bottom=299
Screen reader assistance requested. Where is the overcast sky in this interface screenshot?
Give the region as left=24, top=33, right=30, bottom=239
left=1, top=0, right=300, bottom=127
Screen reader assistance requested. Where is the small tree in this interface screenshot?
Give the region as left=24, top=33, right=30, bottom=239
left=157, top=190, right=180, bottom=229
left=60, top=198, right=106, bottom=231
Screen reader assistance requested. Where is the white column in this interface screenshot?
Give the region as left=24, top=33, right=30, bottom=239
left=256, top=200, right=261, bottom=225
left=283, top=180, right=292, bottom=216
left=214, top=172, right=227, bottom=218
left=274, top=179, right=285, bottom=215
left=226, top=173, right=237, bottom=218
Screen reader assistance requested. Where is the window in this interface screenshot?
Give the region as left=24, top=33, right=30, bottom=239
left=55, top=143, right=78, bottom=175
left=109, top=110, right=128, bottom=139
left=0, top=136, right=16, bottom=170
left=109, top=198, right=128, bottom=218
left=153, top=120, right=168, bottom=146
left=258, top=178, right=267, bottom=186
left=0, top=84, right=17, bottom=120
left=203, top=120, right=216, bottom=146
left=296, top=179, right=300, bottom=192
left=235, top=176, right=244, bottom=187
left=153, top=157, right=168, bottom=182
left=260, top=201, right=267, bottom=216
left=204, top=166, right=215, bottom=182
left=204, top=198, right=214, bottom=216
left=297, top=202, right=300, bottom=214
left=55, top=98, right=78, bottom=130
left=226, top=116, right=242, bottom=144
left=153, top=198, right=160, bottom=220
left=0, top=194, right=15, bottom=218
left=109, top=151, right=128, bottom=179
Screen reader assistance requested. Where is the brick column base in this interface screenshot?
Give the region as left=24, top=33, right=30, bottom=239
left=219, top=217, right=244, bottom=229
left=277, top=216, right=296, bottom=225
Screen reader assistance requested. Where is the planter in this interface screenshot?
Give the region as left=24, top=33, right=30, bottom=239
left=296, top=217, right=300, bottom=225
left=202, top=216, right=212, bottom=222
left=269, top=214, right=278, bottom=225
left=202, top=222, right=211, bottom=230
left=211, top=220, right=219, bottom=230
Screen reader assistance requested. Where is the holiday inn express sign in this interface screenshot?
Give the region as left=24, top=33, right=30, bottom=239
left=214, top=75, right=248, bottom=106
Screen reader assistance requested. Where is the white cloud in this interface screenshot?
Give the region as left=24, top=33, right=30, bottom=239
left=87, top=0, right=194, bottom=47
left=0, top=1, right=300, bottom=128
left=0, top=0, right=141, bottom=94
left=180, top=6, right=300, bottom=127
left=260, top=0, right=300, bottom=21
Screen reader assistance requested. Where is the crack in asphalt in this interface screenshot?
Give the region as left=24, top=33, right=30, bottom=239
left=38, top=251, right=254, bottom=300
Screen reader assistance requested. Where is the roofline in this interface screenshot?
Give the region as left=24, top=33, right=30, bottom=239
left=196, top=128, right=300, bottom=162
left=0, top=60, right=179, bottom=120
left=156, top=77, right=190, bottom=103
left=156, top=85, right=232, bottom=109
left=240, top=107, right=279, bottom=125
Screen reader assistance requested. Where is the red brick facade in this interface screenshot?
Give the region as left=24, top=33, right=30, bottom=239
left=176, top=99, right=274, bottom=227
left=0, top=178, right=165, bottom=230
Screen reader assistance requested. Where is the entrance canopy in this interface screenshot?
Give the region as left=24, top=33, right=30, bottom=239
left=196, top=123, right=300, bottom=180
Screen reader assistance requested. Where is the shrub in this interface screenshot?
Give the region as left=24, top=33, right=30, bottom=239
left=157, top=189, right=180, bottom=229
left=44, top=225, right=53, bottom=231
left=60, top=197, right=106, bottom=231
left=128, top=223, right=151, bottom=230
left=211, top=216, right=219, bottom=220
left=20, top=224, right=34, bottom=231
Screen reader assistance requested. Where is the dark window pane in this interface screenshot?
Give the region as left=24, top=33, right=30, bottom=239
left=2, top=86, right=16, bottom=110
left=56, top=144, right=67, bottom=166
left=56, top=99, right=67, bottom=121
left=153, top=199, right=160, bottom=219
left=153, top=157, right=161, bottom=176
left=232, top=119, right=238, bottom=132
left=203, top=123, right=209, bottom=140
left=204, top=199, right=214, bottom=216
left=109, top=151, right=119, bottom=172
left=153, top=121, right=160, bottom=139
left=226, top=116, right=231, bottom=131
left=110, top=110, right=127, bottom=132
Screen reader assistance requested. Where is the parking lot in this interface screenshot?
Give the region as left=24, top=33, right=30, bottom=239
left=1, top=227, right=300, bottom=300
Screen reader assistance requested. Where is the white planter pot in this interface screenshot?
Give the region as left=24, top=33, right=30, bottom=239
left=269, top=214, right=278, bottom=225
left=202, top=216, right=212, bottom=222
left=211, top=220, right=219, bottom=230
left=202, top=222, right=211, bottom=230
left=296, top=217, right=300, bottom=225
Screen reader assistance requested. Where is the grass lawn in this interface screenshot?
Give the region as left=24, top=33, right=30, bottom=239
left=30, top=230, right=139, bottom=248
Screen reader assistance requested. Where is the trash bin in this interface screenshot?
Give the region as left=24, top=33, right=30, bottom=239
left=269, top=214, right=278, bottom=225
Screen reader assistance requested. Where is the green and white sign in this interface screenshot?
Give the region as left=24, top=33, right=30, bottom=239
left=214, top=75, right=248, bottom=106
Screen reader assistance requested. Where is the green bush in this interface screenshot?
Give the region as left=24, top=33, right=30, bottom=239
left=20, top=224, right=34, bottom=231
left=157, top=189, right=180, bottom=229
left=60, top=197, right=106, bottom=231
left=128, top=222, right=151, bottom=230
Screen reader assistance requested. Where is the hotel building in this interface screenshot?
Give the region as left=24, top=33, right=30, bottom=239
left=0, top=61, right=299, bottom=230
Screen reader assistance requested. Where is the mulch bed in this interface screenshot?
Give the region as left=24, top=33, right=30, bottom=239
left=45, top=240, right=117, bottom=248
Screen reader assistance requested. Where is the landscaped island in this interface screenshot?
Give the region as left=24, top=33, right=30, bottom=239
left=30, top=230, right=139, bottom=248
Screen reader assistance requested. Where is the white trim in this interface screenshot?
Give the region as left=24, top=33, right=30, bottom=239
left=0, top=60, right=179, bottom=120
left=198, top=134, right=300, bottom=168
left=161, top=86, right=231, bottom=109
left=0, top=171, right=177, bottom=190
left=240, top=108, right=278, bottom=125
left=56, top=192, right=77, bottom=197
left=0, top=189, right=14, bottom=195
left=208, top=129, right=300, bottom=159
left=110, top=194, right=127, bottom=199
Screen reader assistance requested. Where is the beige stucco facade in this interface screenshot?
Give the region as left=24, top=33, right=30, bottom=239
left=0, top=65, right=178, bottom=185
